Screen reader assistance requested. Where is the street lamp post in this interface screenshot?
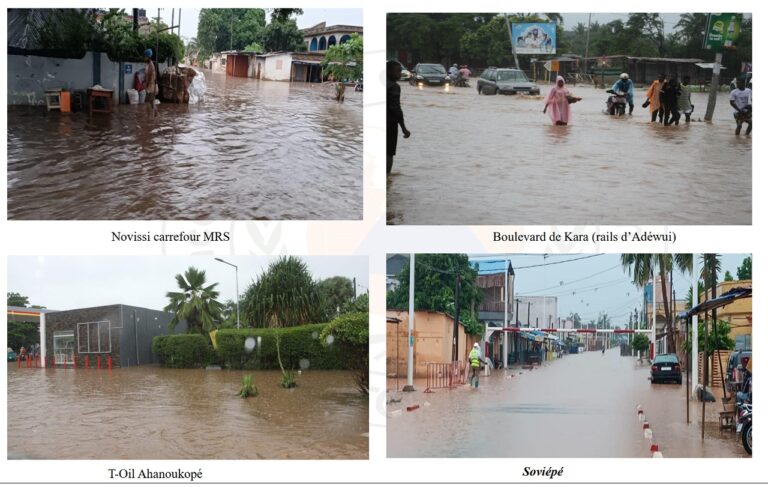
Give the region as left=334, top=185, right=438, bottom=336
left=214, top=258, right=240, bottom=329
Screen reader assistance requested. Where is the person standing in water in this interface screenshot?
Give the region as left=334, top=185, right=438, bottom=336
left=468, top=342, right=486, bottom=388
left=543, top=76, right=577, bottom=126
left=386, top=60, right=411, bottom=174
left=678, top=76, right=694, bottom=123
left=644, top=73, right=666, bottom=123
left=730, top=78, right=752, bottom=135
left=144, top=48, right=157, bottom=116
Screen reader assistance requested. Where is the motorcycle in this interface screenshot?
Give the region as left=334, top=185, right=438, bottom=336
left=737, top=403, right=752, bottom=455
left=605, top=89, right=627, bottom=116
left=451, top=73, right=470, bottom=88
left=354, top=78, right=363, bottom=92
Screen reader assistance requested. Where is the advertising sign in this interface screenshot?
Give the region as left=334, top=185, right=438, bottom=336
left=511, top=23, right=557, bottom=54
left=704, top=13, right=741, bottom=50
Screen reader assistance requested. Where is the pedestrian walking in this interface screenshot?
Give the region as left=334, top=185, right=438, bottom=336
left=144, top=48, right=157, bottom=116
left=386, top=60, right=411, bottom=174
left=543, top=76, right=580, bottom=126
left=468, top=343, right=486, bottom=388
left=644, top=73, right=666, bottom=123
left=730, top=78, right=752, bottom=135
left=661, top=76, right=681, bottom=126
left=678, top=76, right=694, bottom=123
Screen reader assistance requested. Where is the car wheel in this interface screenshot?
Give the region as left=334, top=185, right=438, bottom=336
left=650, top=378, right=656, bottom=384
left=677, top=377, right=683, bottom=384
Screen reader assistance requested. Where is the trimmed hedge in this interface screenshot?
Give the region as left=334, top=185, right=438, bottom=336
left=152, top=334, right=213, bottom=368
left=217, top=324, right=345, bottom=370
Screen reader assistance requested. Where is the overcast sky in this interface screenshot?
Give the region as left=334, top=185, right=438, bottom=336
left=8, top=256, right=368, bottom=311
left=560, top=12, right=751, bottom=31
left=467, top=253, right=750, bottom=325
left=132, top=8, right=363, bottom=42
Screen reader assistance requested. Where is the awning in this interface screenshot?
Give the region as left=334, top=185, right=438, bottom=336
left=677, top=287, right=752, bottom=320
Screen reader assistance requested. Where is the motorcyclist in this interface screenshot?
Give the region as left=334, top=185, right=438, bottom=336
left=459, top=65, right=471, bottom=81
left=610, top=73, right=635, bottom=114
left=448, top=63, right=459, bottom=82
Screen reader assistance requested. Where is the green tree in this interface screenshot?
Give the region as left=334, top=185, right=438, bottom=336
left=260, top=18, right=305, bottom=53
left=724, top=270, right=734, bottom=281
left=164, top=267, right=224, bottom=335
left=737, top=256, right=752, bottom=280
left=318, top=276, right=355, bottom=319
left=684, top=320, right=735, bottom=354
left=322, top=33, right=363, bottom=81
left=321, top=312, right=369, bottom=395
left=342, top=292, right=369, bottom=314
left=270, top=8, right=303, bottom=24
left=197, top=8, right=266, bottom=57
left=631, top=333, right=650, bottom=354
left=241, top=256, right=324, bottom=328
left=7, top=292, right=30, bottom=307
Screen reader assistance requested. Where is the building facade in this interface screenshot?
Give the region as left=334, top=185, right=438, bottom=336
left=301, top=22, right=363, bottom=53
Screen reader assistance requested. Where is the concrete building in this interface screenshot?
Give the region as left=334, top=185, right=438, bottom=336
left=386, top=310, right=476, bottom=379
left=43, top=304, right=186, bottom=368
left=302, top=22, right=363, bottom=53
left=211, top=51, right=325, bottom=82
left=703, top=279, right=752, bottom=350
left=386, top=254, right=408, bottom=292
left=515, top=296, right=559, bottom=328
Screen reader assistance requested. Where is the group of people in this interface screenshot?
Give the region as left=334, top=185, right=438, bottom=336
left=644, top=73, right=695, bottom=125
left=16, top=344, right=40, bottom=360
left=448, top=64, right=472, bottom=83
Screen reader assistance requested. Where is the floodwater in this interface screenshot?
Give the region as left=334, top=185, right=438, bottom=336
left=387, top=82, right=751, bottom=225
left=7, top=366, right=368, bottom=459
left=387, top=348, right=748, bottom=458
left=7, top=71, right=362, bottom=220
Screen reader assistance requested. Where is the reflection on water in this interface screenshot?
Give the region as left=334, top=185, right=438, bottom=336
left=387, top=84, right=751, bottom=225
left=8, top=72, right=362, bottom=220
left=8, top=366, right=367, bottom=459
left=387, top=348, right=748, bottom=458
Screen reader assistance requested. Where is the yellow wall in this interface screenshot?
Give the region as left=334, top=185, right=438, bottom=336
left=711, top=280, right=752, bottom=341
left=386, top=310, right=474, bottom=379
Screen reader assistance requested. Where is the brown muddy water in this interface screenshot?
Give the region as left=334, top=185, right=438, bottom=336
left=8, top=71, right=362, bottom=220
left=387, top=347, right=748, bottom=458
left=387, top=83, right=751, bottom=225
left=8, top=366, right=367, bottom=459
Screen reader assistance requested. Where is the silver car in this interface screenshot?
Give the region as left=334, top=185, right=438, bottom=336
left=477, top=67, right=540, bottom=95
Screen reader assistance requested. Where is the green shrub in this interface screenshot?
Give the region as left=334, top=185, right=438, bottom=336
left=320, top=312, right=369, bottom=395
left=239, top=374, right=258, bottom=398
left=152, top=334, right=213, bottom=368
left=216, top=323, right=344, bottom=370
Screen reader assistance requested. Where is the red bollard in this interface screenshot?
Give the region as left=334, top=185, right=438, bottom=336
left=72, top=356, right=77, bottom=370
left=107, top=356, right=113, bottom=370
left=85, top=355, right=90, bottom=369
left=97, top=356, right=101, bottom=369
left=17, top=355, right=21, bottom=368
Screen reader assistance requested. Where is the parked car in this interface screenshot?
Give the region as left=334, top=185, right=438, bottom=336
left=7, top=347, right=17, bottom=362
left=409, top=63, right=451, bottom=86
left=396, top=61, right=411, bottom=82
left=651, top=353, right=682, bottom=384
left=477, top=67, right=540, bottom=95
left=727, top=350, right=752, bottom=382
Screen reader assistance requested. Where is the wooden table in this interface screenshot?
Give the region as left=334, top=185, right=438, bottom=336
left=88, top=89, right=113, bottom=115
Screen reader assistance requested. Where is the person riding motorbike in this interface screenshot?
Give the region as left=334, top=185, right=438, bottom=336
left=448, top=63, right=459, bottom=81
left=610, top=73, right=635, bottom=114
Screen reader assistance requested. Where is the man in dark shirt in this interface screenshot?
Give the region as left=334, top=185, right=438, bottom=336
left=387, top=61, right=410, bottom=174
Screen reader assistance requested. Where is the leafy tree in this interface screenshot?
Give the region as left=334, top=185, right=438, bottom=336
left=8, top=322, right=39, bottom=352
left=321, top=312, right=369, bottom=395
left=631, top=333, right=650, bottom=353
left=318, top=276, right=355, bottom=319
left=737, top=256, right=752, bottom=280
left=260, top=19, right=305, bottom=53
left=683, top=320, right=735, bottom=354
left=241, top=256, right=324, bottom=328
left=341, top=292, right=369, bottom=314
left=724, top=270, right=734, bottom=282
left=243, top=42, right=263, bottom=53
left=7, top=292, right=30, bottom=307
left=322, top=33, right=363, bottom=82
left=164, top=267, right=224, bottom=335
left=197, top=8, right=266, bottom=58
left=270, top=8, right=303, bottom=24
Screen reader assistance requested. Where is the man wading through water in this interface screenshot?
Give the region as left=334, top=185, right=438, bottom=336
left=144, top=48, right=157, bottom=117
left=386, top=60, right=410, bottom=174
left=468, top=343, right=487, bottom=388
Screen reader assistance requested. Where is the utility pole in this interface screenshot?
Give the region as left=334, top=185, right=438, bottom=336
left=353, top=277, right=357, bottom=299
left=452, top=270, right=461, bottom=363
left=527, top=301, right=531, bottom=326
left=504, top=13, right=521, bottom=70
left=692, top=254, right=700, bottom=392
left=515, top=299, right=520, bottom=325
left=404, top=254, right=415, bottom=392
left=583, top=13, right=592, bottom=74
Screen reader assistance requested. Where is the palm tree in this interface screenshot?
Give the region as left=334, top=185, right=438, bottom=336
left=621, top=254, right=691, bottom=353
left=164, top=267, right=224, bottom=334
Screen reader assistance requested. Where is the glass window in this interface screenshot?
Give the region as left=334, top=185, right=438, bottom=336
left=77, top=321, right=111, bottom=354
left=53, top=331, right=75, bottom=364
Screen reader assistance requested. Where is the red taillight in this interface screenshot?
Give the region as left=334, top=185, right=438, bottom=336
left=652, top=365, right=658, bottom=371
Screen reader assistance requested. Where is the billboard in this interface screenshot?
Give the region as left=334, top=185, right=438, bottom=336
left=704, top=13, right=742, bottom=50
left=511, top=23, right=557, bottom=54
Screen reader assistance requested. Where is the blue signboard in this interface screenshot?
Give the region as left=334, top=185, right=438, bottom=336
left=125, top=64, right=133, bottom=74
left=511, top=23, right=557, bottom=54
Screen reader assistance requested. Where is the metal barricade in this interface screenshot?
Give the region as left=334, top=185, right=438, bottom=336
left=425, top=361, right=467, bottom=392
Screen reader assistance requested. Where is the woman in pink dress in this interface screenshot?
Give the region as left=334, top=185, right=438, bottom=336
left=543, top=76, right=575, bottom=126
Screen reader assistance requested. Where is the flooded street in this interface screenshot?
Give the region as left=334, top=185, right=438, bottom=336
left=8, top=71, right=362, bottom=220
left=8, top=366, right=368, bottom=459
left=387, top=82, right=751, bottom=225
left=387, top=348, right=747, bottom=458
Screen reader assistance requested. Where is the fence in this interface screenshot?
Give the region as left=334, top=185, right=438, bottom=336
left=698, top=350, right=732, bottom=388
left=425, top=361, right=467, bottom=392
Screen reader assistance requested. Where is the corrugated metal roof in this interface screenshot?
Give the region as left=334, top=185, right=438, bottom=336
left=470, top=259, right=510, bottom=276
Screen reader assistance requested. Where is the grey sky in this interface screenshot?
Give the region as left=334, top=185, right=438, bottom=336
left=134, top=8, right=362, bottom=42
left=468, top=254, right=750, bottom=325
left=561, top=12, right=751, bottom=31
left=8, top=256, right=368, bottom=312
